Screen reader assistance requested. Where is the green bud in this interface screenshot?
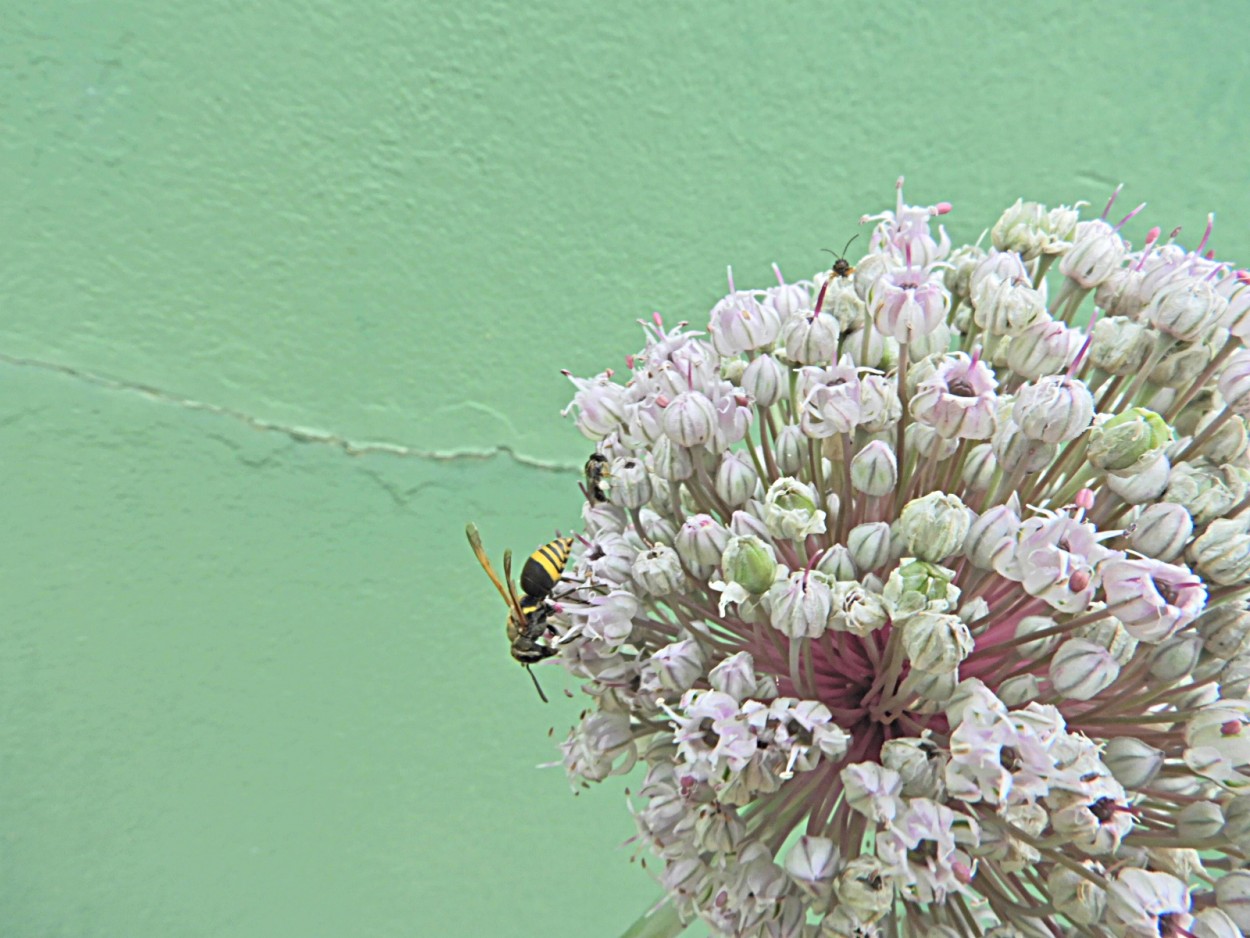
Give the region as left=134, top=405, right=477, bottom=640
left=883, top=559, right=960, bottom=620
left=895, top=493, right=970, bottom=562
left=720, top=535, right=777, bottom=595
left=763, top=477, right=827, bottom=539
left=1087, top=407, right=1172, bottom=476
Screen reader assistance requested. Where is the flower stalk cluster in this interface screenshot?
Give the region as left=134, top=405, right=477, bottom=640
left=546, top=180, right=1250, bottom=937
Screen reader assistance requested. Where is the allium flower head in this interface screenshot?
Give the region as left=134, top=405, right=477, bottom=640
left=498, top=183, right=1250, bottom=937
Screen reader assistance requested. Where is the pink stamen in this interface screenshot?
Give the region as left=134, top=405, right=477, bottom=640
left=1197, top=213, right=1215, bottom=254
left=652, top=311, right=664, bottom=330
left=1205, top=249, right=1217, bottom=260
left=656, top=394, right=670, bottom=407
left=1221, top=720, right=1244, bottom=736
left=932, top=201, right=952, bottom=216
left=772, top=262, right=785, bottom=286
left=1066, top=330, right=1095, bottom=378
left=969, top=345, right=982, bottom=367
left=1100, top=184, right=1124, bottom=220
left=1075, top=488, right=1095, bottom=511
left=1114, top=201, right=1147, bottom=230
left=625, top=354, right=635, bottom=368
left=605, top=368, right=615, bottom=378
left=1237, top=269, right=1250, bottom=285
left=1068, top=570, right=1091, bottom=592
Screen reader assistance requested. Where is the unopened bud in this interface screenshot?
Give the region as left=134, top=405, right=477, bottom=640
left=880, top=738, right=945, bottom=799
left=1089, top=315, right=1153, bottom=376
left=1146, top=277, right=1228, bottom=342
left=773, top=423, right=805, bottom=475
left=961, top=443, right=998, bottom=493
left=896, top=493, right=970, bottom=562
left=991, top=199, right=1079, bottom=260
left=1007, top=319, right=1081, bottom=379
left=1177, top=801, right=1224, bottom=841
left=1218, top=348, right=1250, bottom=417
left=649, top=639, right=706, bottom=693
left=1151, top=334, right=1221, bottom=388
left=1194, top=410, right=1249, bottom=464
left=847, top=522, right=892, bottom=572
left=1102, top=736, right=1164, bottom=789
left=1049, top=638, right=1120, bottom=700
left=741, top=353, right=789, bottom=408
left=661, top=391, right=717, bottom=447
left=835, top=856, right=894, bottom=923
left=1224, top=796, right=1250, bottom=845
left=1058, top=219, right=1126, bottom=288
left=608, top=456, right=653, bottom=508
left=708, top=651, right=758, bottom=701
left=972, top=275, right=1048, bottom=336
left=997, top=674, right=1041, bottom=707
left=850, top=440, right=898, bottom=496
left=816, top=544, right=857, bottom=582
left=1013, top=375, right=1095, bottom=443
left=1148, top=632, right=1203, bottom=682
left=676, top=513, right=731, bottom=573
left=1013, top=615, right=1060, bottom=658
left=964, top=504, right=1021, bottom=570
left=1214, top=870, right=1250, bottom=931
left=1196, top=604, right=1250, bottom=660
left=784, top=835, right=839, bottom=892
left=781, top=310, right=840, bottom=365
left=1189, top=517, right=1250, bottom=585
left=1047, top=864, right=1107, bottom=926
left=1128, top=502, right=1193, bottom=562
left=721, top=535, right=777, bottom=595
left=906, top=421, right=959, bottom=460
left=1104, top=454, right=1171, bottom=504
left=1087, top=407, right=1172, bottom=476
left=715, top=450, right=760, bottom=508
left=631, top=544, right=687, bottom=596
left=763, top=477, right=827, bottom=539
left=991, top=418, right=1057, bottom=474
left=1168, top=462, right=1250, bottom=525
left=902, top=612, right=974, bottom=673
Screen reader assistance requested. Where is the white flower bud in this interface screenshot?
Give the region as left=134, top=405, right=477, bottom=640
left=991, top=418, right=1057, bottom=474
left=852, top=252, right=891, bottom=301
left=972, top=276, right=1048, bottom=336
left=768, top=570, right=834, bottom=639
left=1088, top=407, right=1172, bottom=476
left=715, top=450, right=759, bottom=508
left=1148, top=632, right=1202, bottom=682
left=964, top=504, right=1021, bottom=570
left=1146, top=277, right=1228, bottom=342
left=816, top=545, right=857, bottom=582
left=1128, top=502, right=1193, bottom=562
left=1177, top=801, right=1224, bottom=841
left=1197, top=604, right=1250, bottom=659
left=1214, top=870, right=1250, bottom=931
left=905, top=421, right=959, bottom=460
left=1006, top=319, right=1081, bottom=379
left=1013, top=375, right=1094, bottom=443
left=608, top=456, right=652, bottom=508
left=737, top=357, right=787, bottom=416
left=784, top=835, right=839, bottom=889
left=1047, top=864, right=1107, bottom=926
left=1152, top=333, right=1222, bottom=388
left=822, top=276, right=866, bottom=331
left=1103, top=736, right=1165, bottom=788
left=1089, top=315, right=1154, bottom=376
left=997, top=674, right=1041, bottom=707
left=960, top=443, right=997, bottom=492
left=907, top=320, right=952, bottom=359
left=1168, top=462, right=1250, bottom=525
left=773, top=423, right=805, bottom=475
left=849, top=440, right=897, bottom=496
left=649, top=639, right=706, bottom=693
left=880, top=738, right=945, bottom=799
left=1189, top=517, right=1250, bottom=585
left=843, top=325, right=889, bottom=368
left=1010, top=615, right=1059, bottom=658
left=1218, top=348, right=1250, bottom=417
left=1224, top=796, right=1250, bottom=845
left=661, top=391, right=718, bottom=447
left=762, top=477, right=827, bottom=540
left=1049, top=637, right=1120, bottom=700
left=708, top=290, right=781, bottom=355
left=649, top=435, right=694, bottom=481
left=840, top=762, right=902, bottom=822
left=847, top=522, right=892, bottom=572
left=781, top=310, right=840, bottom=365
left=707, top=651, right=758, bottom=701
left=636, top=507, right=677, bottom=546
left=1059, top=219, right=1126, bottom=288
left=675, top=513, right=730, bottom=573
left=1194, top=410, right=1250, bottom=465
left=1193, top=908, right=1245, bottom=938
left=902, top=612, right=973, bottom=673
left=1105, top=454, right=1171, bottom=504
left=896, top=493, right=970, bottom=562
left=631, top=544, right=687, bottom=596
left=991, top=199, right=1079, bottom=260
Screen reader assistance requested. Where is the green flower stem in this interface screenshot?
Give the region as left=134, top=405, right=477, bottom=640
left=617, top=897, right=687, bottom=938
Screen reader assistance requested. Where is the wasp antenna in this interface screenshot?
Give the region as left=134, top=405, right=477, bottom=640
left=502, top=548, right=524, bottom=608
left=526, top=664, right=550, bottom=703
left=841, top=234, right=859, bottom=257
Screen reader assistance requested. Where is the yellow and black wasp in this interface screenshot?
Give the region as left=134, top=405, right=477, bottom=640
left=823, top=234, right=859, bottom=279
left=466, top=523, right=574, bottom=702
left=582, top=453, right=610, bottom=504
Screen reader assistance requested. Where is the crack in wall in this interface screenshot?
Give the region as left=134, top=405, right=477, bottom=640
left=0, top=352, right=581, bottom=474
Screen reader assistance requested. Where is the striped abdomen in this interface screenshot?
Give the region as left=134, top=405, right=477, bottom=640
left=520, top=537, right=573, bottom=599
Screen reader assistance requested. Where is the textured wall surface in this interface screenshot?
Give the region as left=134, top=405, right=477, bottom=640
left=3, top=2, right=1249, bottom=935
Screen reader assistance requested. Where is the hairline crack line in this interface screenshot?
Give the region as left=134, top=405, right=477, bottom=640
left=0, top=352, right=580, bottom=473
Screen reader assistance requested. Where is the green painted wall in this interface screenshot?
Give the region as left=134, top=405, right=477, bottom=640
left=3, top=2, right=1248, bottom=935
